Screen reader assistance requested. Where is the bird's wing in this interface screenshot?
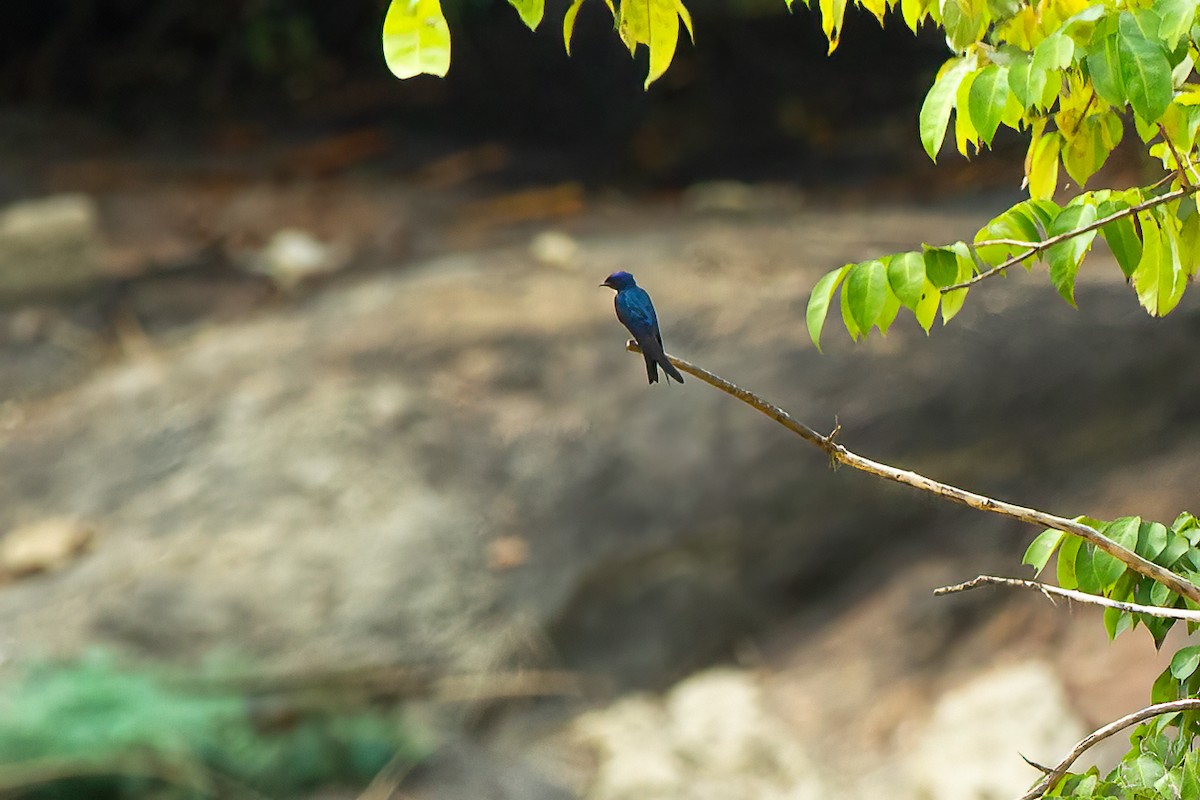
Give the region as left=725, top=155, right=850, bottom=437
left=616, top=288, right=659, bottom=336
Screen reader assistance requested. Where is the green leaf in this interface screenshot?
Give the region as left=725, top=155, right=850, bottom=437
left=1152, top=666, right=1180, bottom=704
left=839, top=278, right=861, bottom=341
left=914, top=279, right=940, bottom=333
left=1075, top=544, right=1103, bottom=594
left=876, top=283, right=902, bottom=335
left=1171, top=645, right=1200, bottom=680
left=923, top=246, right=959, bottom=288
left=845, top=260, right=888, bottom=334
left=920, top=57, right=975, bottom=161
left=1137, top=520, right=1169, bottom=562
left=1134, top=210, right=1187, bottom=316
left=1173, top=512, right=1200, bottom=536
left=1121, top=753, right=1166, bottom=788
left=1157, top=0, right=1196, bottom=49
left=1105, top=516, right=1142, bottom=552
left=1033, top=31, right=1075, bottom=73
left=940, top=242, right=973, bottom=323
left=1099, top=203, right=1144, bottom=278
left=1118, top=11, right=1174, bottom=123
left=887, top=251, right=927, bottom=310
left=1046, top=203, right=1099, bottom=305
left=382, top=0, right=452, bottom=79
left=1104, top=606, right=1134, bottom=639
left=1024, top=529, right=1065, bottom=576
left=506, top=0, right=546, bottom=29
left=1058, top=534, right=1083, bottom=590
left=563, top=0, right=585, bottom=54
left=1162, top=533, right=1192, bottom=567
left=1007, top=54, right=1040, bottom=110
left=967, top=65, right=1009, bottom=147
left=807, top=265, right=851, bottom=350
left=975, top=204, right=1041, bottom=266
left=1091, top=548, right=1127, bottom=591
left=1086, top=34, right=1125, bottom=108
left=619, top=0, right=688, bottom=88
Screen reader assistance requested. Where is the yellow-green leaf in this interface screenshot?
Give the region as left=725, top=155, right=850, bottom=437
left=1027, top=130, right=1062, bottom=200
left=564, top=0, right=585, bottom=54
left=807, top=265, right=851, bottom=350
left=507, top=0, right=546, bottom=29
left=887, top=251, right=927, bottom=309
left=845, top=259, right=889, bottom=333
left=968, top=65, right=1009, bottom=147
left=619, top=0, right=688, bottom=89
left=914, top=279, right=940, bottom=333
left=1134, top=210, right=1187, bottom=315
left=920, top=56, right=975, bottom=161
left=819, top=0, right=848, bottom=53
left=382, top=0, right=452, bottom=79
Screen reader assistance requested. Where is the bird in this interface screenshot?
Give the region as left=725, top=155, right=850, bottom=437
left=600, top=270, right=684, bottom=385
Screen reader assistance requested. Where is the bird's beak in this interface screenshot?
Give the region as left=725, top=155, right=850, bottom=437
left=598, top=282, right=608, bottom=288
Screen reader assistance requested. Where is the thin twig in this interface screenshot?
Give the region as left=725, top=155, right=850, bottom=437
left=934, top=575, right=1200, bottom=620
left=1160, top=125, right=1194, bottom=190
left=626, top=343, right=1200, bottom=604
left=941, top=182, right=1200, bottom=292
left=1019, top=700, right=1200, bottom=799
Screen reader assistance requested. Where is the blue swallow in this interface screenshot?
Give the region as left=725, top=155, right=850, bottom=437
left=600, top=271, right=684, bottom=384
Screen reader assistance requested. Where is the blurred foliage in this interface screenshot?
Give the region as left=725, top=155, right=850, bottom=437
left=0, top=651, right=427, bottom=799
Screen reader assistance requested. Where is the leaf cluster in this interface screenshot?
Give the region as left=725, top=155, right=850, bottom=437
left=807, top=186, right=1200, bottom=348
left=1021, top=513, right=1200, bottom=797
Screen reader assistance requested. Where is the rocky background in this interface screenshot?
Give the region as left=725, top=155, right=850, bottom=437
left=0, top=4, right=1197, bottom=798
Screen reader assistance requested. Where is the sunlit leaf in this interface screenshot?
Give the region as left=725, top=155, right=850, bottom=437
left=619, top=0, right=689, bottom=88
left=1058, top=534, right=1082, bottom=589
left=1134, top=209, right=1187, bottom=315
left=1046, top=202, right=1098, bottom=304
left=1157, top=0, right=1196, bottom=48
left=968, top=65, right=1009, bottom=147
left=507, top=0, right=546, bottom=29
left=1118, top=11, right=1174, bottom=123
left=914, top=279, right=940, bottom=333
left=845, top=259, right=888, bottom=333
left=920, top=56, right=975, bottom=161
left=887, top=251, right=927, bottom=310
left=1098, top=200, right=1143, bottom=277
left=564, top=0, right=585, bottom=54
left=1086, top=33, right=1126, bottom=108
left=940, top=241, right=973, bottom=323
left=1027, top=130, right=1062, bottom=199
left=819, top=0, right=848, bottom=52
left=1023, top=529, right=1065, bottom=576
left=807, top=265, right=851, bottom=350
left=923, top=245, right=959, bottom=287
left=876, top=282, right=902, bottom=334
left=1136, top=519, right=1168, bottom=562
left=382, top=0, right=452, bottom=79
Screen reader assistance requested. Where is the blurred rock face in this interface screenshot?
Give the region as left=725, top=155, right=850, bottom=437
left=0, top=205, right=1194, bottom=800
left=0, top=195, right=101, bottom=299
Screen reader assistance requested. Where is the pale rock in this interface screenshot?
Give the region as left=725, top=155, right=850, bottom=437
left=910, top=661, right=1086, bottom=800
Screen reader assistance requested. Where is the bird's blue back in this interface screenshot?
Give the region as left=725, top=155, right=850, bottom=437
left=615, top=286, right=659, bottom=337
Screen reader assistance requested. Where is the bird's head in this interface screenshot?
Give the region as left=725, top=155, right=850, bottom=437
left=600, top=271, right=637, bottom=291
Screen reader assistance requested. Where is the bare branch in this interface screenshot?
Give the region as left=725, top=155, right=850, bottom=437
left=1019, top=700, right=1200, bottom=800
left=941, top=183, right=1199, bottom=293
left=627, top=343, right=1200, bottom=604
left=935, top=575, right=1200, bottom=621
